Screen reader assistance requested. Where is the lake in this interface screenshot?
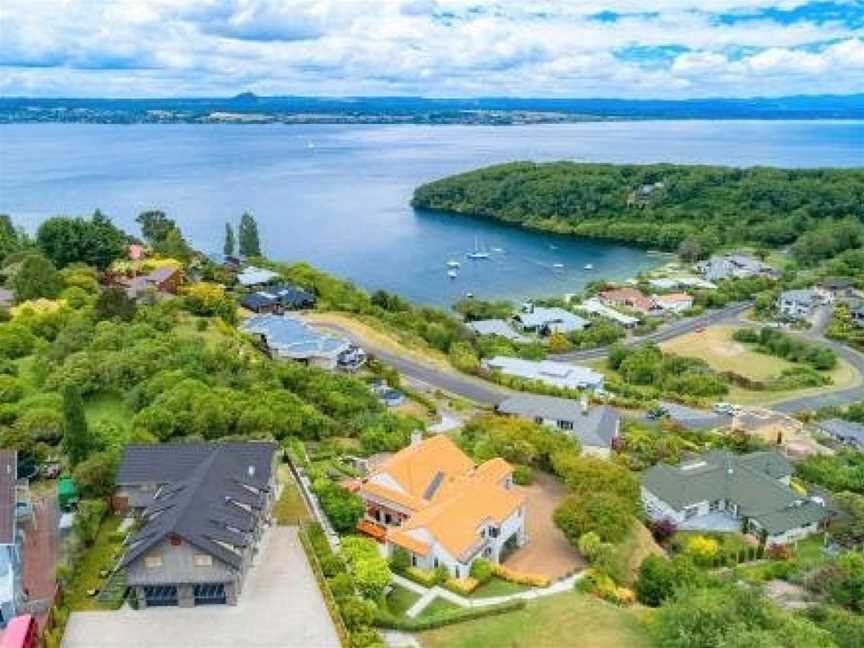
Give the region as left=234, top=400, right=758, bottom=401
left=1, top=120, right=862, bottom=305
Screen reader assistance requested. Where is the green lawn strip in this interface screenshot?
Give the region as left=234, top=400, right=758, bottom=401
left=66, top=516, right=124, bottom=611
left=417, top=597, right=462, bottom=618
left=418, top=591, right=650, bottom=648
left=470, top=577, right=529, bottom=598
left=274, top=464, right=310, bottom=525
left=385, top=585, right=421, bottom=617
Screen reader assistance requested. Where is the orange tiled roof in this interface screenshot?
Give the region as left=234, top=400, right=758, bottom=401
left=360, top=436, right=525, bottom=560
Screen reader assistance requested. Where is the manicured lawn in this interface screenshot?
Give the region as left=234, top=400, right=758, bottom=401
left=66, top=515, right=124, bottom=611
left=274, top=464, right=310, bottom=525
left=84, top=391, right=133, bottom=431
left=417, top=597, right=461, bottom=618
left=385, top=585, right=421, bottom=617
left=418, top=591, right=650, bottom=648
left=471, top=577, right=529, bottom=598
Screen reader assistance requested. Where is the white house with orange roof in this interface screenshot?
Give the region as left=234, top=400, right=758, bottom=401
left=357, top=434, right=527, bottom=579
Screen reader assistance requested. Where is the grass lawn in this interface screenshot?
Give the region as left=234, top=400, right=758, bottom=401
left=174, top=313, right=237, bottom=348
left=84, top=391, right=134, bottom=431
left=471, top=577, right=529, bottom=598
left=385, top=585, right=421, bottom=617
left=274, top=464, right=310, bottom=525
left=792, top=533, right=829, bottom=571
left=609, top=521, right=665, bottom=585
left=417, top=597, right=461, bottom=618
left=418, top=591, right=650, bottom=648
left=66, top=515, right=124, bottom=611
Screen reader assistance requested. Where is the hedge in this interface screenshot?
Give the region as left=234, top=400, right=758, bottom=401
left=298, top=525, right=351, bottom=647
left=403, top=566, right=441, bottom=588
left=493, top=564, right=550, bottom=588
left=374, top=599, right=526, bottom=631
left=444, top=577, right=479, bottom=596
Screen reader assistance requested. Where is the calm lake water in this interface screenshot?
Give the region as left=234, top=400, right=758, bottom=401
left=1, top=120, right=862, bottom=305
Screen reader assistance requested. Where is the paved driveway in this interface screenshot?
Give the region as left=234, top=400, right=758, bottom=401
left=62, top=527, right=339, bottom=648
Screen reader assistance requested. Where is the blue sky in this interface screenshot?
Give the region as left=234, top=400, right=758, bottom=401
left=0, top=0, right=862, bottom=98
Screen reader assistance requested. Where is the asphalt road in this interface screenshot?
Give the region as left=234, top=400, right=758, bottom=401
left=552, top=301, right=754, bottom=361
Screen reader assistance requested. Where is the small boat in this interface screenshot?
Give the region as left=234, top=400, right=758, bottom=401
left=466, top=236, right=491, bottom=260
left=584, top=263, right=594, bottom=270
left=552, top=263, right=565, bottom=270
left=446, top=260, right=461, bottom=268
left=491, top=247, right=505, bottom=253
left=306, top=141, right=315, bottom=149
left=448, top=270, right=458, bottom=279
left=549, top=244, right=559, bottom=250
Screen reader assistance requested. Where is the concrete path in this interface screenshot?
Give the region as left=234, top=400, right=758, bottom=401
left=392, top=571, right=583, bottom=618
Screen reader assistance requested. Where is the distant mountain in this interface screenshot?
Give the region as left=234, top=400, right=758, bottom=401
left=1, top=94, right=861, bottom=124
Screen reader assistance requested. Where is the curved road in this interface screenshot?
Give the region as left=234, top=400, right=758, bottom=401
left=309, top=301, right=862, bottom=416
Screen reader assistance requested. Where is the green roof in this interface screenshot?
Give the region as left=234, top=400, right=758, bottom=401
left=642, top=450, right=825, bottom=535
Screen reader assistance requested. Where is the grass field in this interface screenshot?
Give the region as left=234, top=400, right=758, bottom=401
left=418, top=591, right=650, bottom=648
left=470, top=577, right=529, bottom=598
left=385, top=585, right=421, bottom=617
left=274, top=464, right=310, bottom=525
left=418, top=597, right=461, bottom=618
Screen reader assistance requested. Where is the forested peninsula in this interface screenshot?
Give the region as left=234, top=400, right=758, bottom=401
left=412, top=162, right=864, bottom=259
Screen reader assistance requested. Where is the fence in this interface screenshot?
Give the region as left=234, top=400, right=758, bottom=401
left=297, top=524, right=352, bottom=648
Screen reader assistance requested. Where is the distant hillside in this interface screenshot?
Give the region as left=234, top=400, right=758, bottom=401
left=1, top=94, right=862, bottom=123
left=411, top=162, right=864, bottom=252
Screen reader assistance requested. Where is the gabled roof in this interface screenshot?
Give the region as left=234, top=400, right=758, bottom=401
left=240, top=314, right=350, bottom=359
left=117, top=442, right=276, bottom=485
left=467, top=319, right=529, bottom=342
left=237, top=266, right=279, bottom=287
left=361, top=436, right=525, bottom=560
left=780, top=289, right=818, bottom=304
left=514, top=307, right=587, bottom=331
left=146, top=266, right=180, bottom=284
left=497, top=395, right=619, bottom=449
left=120, top=443, right=276, bottom=571
left=642, top=450, right=824, bottom=535
left=0, top=450, right=16, bottom=545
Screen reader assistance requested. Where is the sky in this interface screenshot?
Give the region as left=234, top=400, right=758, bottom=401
left=0, top=0, right=862, bottom=98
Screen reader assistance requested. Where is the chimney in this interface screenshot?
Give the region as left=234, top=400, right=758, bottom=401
left=248, top=464, right=255, bottom=478
left=410, top=431, right=423, bottom=447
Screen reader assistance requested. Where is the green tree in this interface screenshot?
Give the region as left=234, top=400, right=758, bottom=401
left=553, top=492, right=633, bottom=544
left=12, top=254, right=63, bottom=301
left=238, top=211, right=261, bottom=256
left=73, top=450, right=118, bottom=497
left=223, top=222, right=236, bottom=257
left=63, top=384, right=91, bottom=466
left=37, top=211, right=127, bottom=270
left=94, top=286, right=137, bottom=321
left=136, top=210, right=176, bottom=243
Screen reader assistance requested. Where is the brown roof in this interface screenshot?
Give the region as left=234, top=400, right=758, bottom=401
left=599, top=287, right=657, bottom=313
left=0, top=450, right=16, bottom=544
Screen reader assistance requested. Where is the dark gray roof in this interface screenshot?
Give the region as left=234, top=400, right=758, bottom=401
left=820, top=418, right=864, bottom=444
left=146, top=266, right=180, bottom=283
left=642, top=450, right=825, bottom=535
left=117, top=442, right=276, bottom=485
left=497, top=395, right=619, bottom=449
left=0, top=450, right=16, bottom=545
left=120, top=443, right=276, bottom=571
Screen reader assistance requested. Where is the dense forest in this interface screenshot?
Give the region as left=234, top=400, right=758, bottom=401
left=412, top=162, right=864, bottom=254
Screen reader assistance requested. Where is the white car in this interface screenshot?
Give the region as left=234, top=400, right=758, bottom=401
left=713, top=402, right=734, bottom=415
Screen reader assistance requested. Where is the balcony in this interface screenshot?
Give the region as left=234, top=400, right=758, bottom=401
left=357, top=519, right=387, bottom=542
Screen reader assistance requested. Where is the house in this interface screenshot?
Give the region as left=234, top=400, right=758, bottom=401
left=697, top=254, right=775, bottom=282
left=239, top=284, right=316, bottom=314
left=120, top=266, right=183, bottom=300
left=240, top=314, right=366, bottom=370
left=818, top=418, right=864, bottom=448
left=116, top=442, right=277, bottom=608
left=512, top=304, right=588, bottom=335
left=642, top=450, right=827, bottom=545
left=731, top=409, right=804, bottom=447
left=466, top=319, right=530, bottom=343
left=0, top=289, right=14, bottom=309
left=816, top=277, right=858, bottom=302
left=496, top=394, right=620, bottom=458
left=236, top=266, right=279, bottom=288
left=851, top=303, right=864, bottom=328
left=777, top=289, right=820, bottom=320
left=653, top=292, right=693, bottom=313
left=597, top=287, right=659, bottom=316
left=0, top=451, right=24, bottom=628
left=483, top=356, right=604, bottom=390
left=578, top=298, right=639, bottom=328
left=357, top=435, right=526, bottom=579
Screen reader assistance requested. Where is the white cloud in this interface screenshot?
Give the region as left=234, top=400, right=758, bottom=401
left=0, top=0, right=861, bottom=97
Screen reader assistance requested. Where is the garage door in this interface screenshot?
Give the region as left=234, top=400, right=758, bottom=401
left=143, top=585, right=178, bottom=607
left=194, top=583, right=226, bottom=605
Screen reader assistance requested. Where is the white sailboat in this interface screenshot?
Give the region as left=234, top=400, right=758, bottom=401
left=466, top=236, right=490, bottom=260
left=448, top=269, right=458, bottom=279
left=446, top=260, right=461, bottom=268
left=584, top=263, right=594, bottom=270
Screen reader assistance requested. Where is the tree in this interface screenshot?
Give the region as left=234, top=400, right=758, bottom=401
left=63, top=384, right=91, bottom=466
left=554, top=492, right=633, bottom=544
left=136, top=210, right=177, bottom=244
left=152, top=227, right=192, bottom=262
left=94, top=286, right=137, bottom=322
left=238, top=211, right=261, bottom=256
left=223, top=222, right=236, bottom=257
left=73, top=450, right=117, bottom=497
left=36, top=211, right=127, bottom=270
left=636, top=555, right=704, bottom=606
left=833, top=491, right=864, bottom=547
left=12, top=254, right=63, bottom=301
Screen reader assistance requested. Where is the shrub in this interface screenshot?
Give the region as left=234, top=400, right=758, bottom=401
left=404, top=566, right=439, bottom=587
left=353, top=556, right=392, bottom=600
left=512, top=464, right=533, bottom=485
left=493, top=564, right=550, bottom=588
left=73, top=498, right=108, bottom=546
left=578, top=532, right=602, bottom=561
left=321, top=553, right=347, bottom=578
left=314, top=481, right=365, bottom=533
left=0, top=375, right=23, bottom=403
left=444, top=577, right=478, bottom=595
left=767, top=543, right=793, bottom=561
left=350, top=627, right=383, bottom=648
left=339, top=596, right=376, bottom=630
left=373, top=600, right=526, bottom=631
left=469, top=558, right=494, bottom=584
left=554, top=492, right=633, bottom=544
left=649, top=518, right=678, bottom=544
left=389, top=547, right=410, bottom=573
left=328, top=573, right=357, bottom=600
left=686, top=535, right=720, bottom=565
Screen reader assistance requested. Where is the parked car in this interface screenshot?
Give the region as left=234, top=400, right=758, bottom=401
left=647, top=406, right=669, bottom=420
left=713, top=402, right=734, bottom=415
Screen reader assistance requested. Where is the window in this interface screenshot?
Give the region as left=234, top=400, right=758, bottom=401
left=557, top=420, right=573, bottom=431
left=709, top=500, right=721, bottom=512
left=684, top=506, right=699, bottom=519
left=144, top=555, right=163, bottom=568
left=534, top=417, right=544, bottom=425
left=194, top=554, right=213, bottom=567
